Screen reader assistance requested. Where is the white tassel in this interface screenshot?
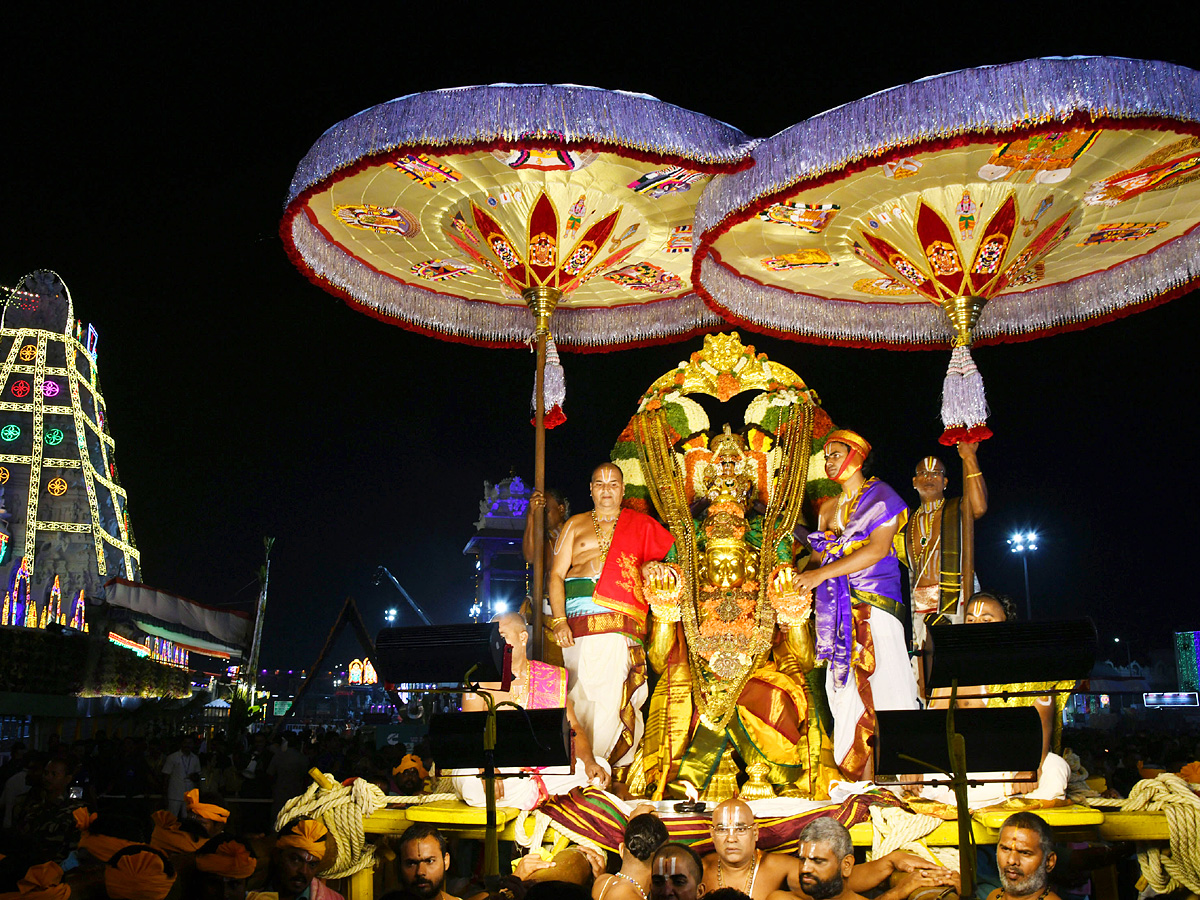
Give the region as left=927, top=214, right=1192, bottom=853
left=531, top=336, right=567, bottom=428
left=940, top=344, right=990, bottom=444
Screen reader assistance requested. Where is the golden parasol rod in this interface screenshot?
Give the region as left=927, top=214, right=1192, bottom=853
left=524, top=286, right=561, bottom=662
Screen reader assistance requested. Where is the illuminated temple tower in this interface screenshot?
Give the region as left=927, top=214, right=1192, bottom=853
left=0, top=270, right=140, bottom=627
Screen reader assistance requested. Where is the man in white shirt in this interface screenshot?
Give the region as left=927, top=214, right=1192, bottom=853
left=161, top=734, right=200, bottom=817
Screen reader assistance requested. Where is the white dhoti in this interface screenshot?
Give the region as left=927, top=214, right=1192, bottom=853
left=561, top=633, right=647, bottom=766
left=919, top=751, right=1071, bottom=809
left=451, top=757, right=612, bottom=810
left=826, top=607, right=920, bottom=770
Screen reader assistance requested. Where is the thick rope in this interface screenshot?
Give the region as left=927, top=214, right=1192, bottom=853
left=275, top=774, right=388, bottom=879
left=869, top=805, right=948, bottom=866
left=1084, top=774, right=1200, bottom=895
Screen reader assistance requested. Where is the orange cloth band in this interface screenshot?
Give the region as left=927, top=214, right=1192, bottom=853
left=105, top=851, right=176, bottom=900
left=149, top=810, right=204, bottom=854
left=72, top=808, right=98, bottom=832
left=275, top=818, right=328, bottom=858
left=196, top=841, right=257, bottom=880
left=186, top=788, right=230, bottom=823
left=0, top=862, right=70, bottom=900
left=392, top=754, right=428, bottom=779
left=824, top=429, right=871, bottom=459
left=79, top=833, right=135, bottom=864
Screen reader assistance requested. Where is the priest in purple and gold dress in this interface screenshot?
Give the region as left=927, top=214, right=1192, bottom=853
left=793, top=429, right=920, bottom=780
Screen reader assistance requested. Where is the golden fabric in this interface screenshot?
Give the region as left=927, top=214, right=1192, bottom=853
left=639, top=620, right=694, bottom=800
left=104, top=850, right=176, bottom=900
left=986, top=680, right=1074, bottom=753
left=196, top=841, right=257, bottom=879
left=275, top=818, right=328, bottom=858
left=0, top=862, right=70, bottom=900
left=392, top=753, right=428, bottom=779
left=823, top=429, right=871, bottom=459
left=186, top=789, right=230, bottom=823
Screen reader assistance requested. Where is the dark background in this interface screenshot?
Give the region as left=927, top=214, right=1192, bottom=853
left=3, top=9, right=1197, bottom=672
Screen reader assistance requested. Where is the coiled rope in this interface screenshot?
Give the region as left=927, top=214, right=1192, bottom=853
left=1085, top=774, right=1200, bottom=895
left=275, top=774, right=389, bottom=879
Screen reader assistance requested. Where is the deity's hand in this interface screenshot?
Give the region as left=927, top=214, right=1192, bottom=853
left=552, top=620, right=575, bottom=649
left=584, top=760, right=610, bottom=788
left=643, top=562, right=683, bottom=621
left=768, top=566, right=812, bottom=624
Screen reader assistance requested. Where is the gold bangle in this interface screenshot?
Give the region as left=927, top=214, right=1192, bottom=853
left=966, top=472, right=982, bottom=478
left=548, top=616, right=568, bottom=628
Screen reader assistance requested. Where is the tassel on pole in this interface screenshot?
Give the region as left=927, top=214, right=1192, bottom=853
left=939, top=295, right=992, bottom=446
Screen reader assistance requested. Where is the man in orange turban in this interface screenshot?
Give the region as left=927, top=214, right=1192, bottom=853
left=268, top=818, right=342, bottom=900
left=72, top=808, right=137, bottom=865
left=104, top=847, right=176, bottom=900
left=0, top=861, right=70, bottom=900
left=186, top=789, right=230, bottom=838
left=794, top=429, right=920, bottom=780
left=193, top=835, right=258, bottom=900
left=149, top=809, right=206, bottom=855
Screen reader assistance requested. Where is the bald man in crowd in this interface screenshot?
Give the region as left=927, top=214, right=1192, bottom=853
left=700, top=802, right=955, bottom=899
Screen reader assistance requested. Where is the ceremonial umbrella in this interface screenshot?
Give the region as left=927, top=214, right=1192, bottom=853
left=282, top=83, right=749, bottom=659
left=693, top=57, right=1200, bottom=444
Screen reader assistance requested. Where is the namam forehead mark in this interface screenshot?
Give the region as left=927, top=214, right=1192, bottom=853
left=592, top=462, right=624, bottom=483
left=796, top=840, right=834, bottom=863
left=654, top=854, right=683, bottom=877
left=967, top=597, right=1005, bottom=621
left=712, top=799, right=755, bottom=826
left=915, top=457, right=947, bottom=476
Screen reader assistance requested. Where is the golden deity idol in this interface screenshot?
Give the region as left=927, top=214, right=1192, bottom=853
left=612, top=333, right=841, bottom=801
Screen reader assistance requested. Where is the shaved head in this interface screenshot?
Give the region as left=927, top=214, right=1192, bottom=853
left=711, top=799, right=753, bottom=825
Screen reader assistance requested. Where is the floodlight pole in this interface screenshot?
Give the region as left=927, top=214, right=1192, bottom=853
left=1021, top=554, right=1032, bottom=621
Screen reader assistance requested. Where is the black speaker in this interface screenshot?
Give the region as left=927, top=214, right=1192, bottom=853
left=429, top=709, right=572, bottom=769
left=926, top=618, right=1097, bottom=689
left=375, top=623, right=508, bottom=684
left=875, top=707, right=1043, bottom=778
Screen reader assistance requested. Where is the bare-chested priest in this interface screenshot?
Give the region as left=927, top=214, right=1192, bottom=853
left=549, top=462, right=675, bottom=770
left=701, top=801, right=954, bottom=899
left=902, top=442, right=987, bottom=655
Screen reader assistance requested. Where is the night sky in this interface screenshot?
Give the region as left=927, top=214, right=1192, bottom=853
left=4, top=10, right=1198, bottom=673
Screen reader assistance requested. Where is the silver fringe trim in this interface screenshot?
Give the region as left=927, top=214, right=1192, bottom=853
left=288, top=83, right=752, bottom=205
left=291, top=215, right=725, bottom=348
left=700, top=222, right=1200, bottom=345
left=695, top=56, right=1200, bottom=234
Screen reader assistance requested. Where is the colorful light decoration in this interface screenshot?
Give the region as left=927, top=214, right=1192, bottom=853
left=68, top=589, right=86, bottom=631
left=39, top=575, right=63, bottom=628
left=362, top=659, right=378, bottom=685
left=348, top=659, right=364, bottom=685
left=108, top=631, right=149, bottom=656
left=0, top=272, right=140, bottom=591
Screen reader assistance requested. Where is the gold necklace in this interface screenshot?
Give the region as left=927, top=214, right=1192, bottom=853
left=717, top=850, right=759, bottom=895
left=591, top=510, right=615, bottom=566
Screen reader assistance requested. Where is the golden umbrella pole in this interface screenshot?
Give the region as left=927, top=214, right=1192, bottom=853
left=525, top=286, right=561, bottom=663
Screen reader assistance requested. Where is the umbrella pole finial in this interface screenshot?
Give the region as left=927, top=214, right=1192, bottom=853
left=525, top=286, right=561, bottom=336
left=938, top=295, right=992, bottom=446
left=940, top=294, right=986, bottom=347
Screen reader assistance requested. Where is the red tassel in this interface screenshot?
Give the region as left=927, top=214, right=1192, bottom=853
left=938, top=426, right=967, bottom=446
left=964, top=424, right=993, bottom=443
left=532, top=405, right=567, bottom=430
